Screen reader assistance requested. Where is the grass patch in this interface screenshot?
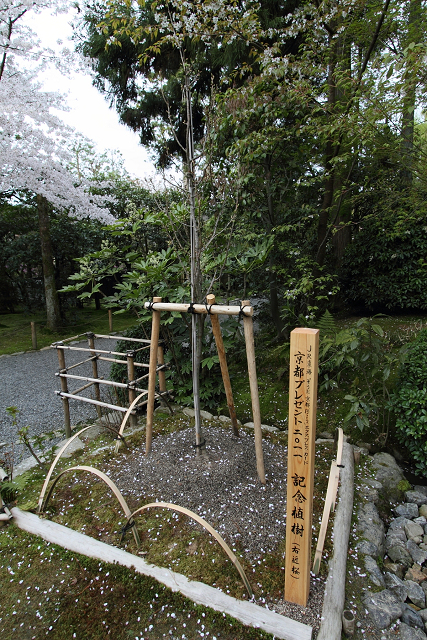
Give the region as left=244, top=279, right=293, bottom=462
left=0, top=305, right=137, bottom=356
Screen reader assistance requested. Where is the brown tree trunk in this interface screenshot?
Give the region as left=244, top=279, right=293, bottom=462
left=37, top=194, right=62, bottom=331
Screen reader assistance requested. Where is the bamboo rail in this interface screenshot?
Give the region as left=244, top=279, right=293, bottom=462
left=144, top=301, right=253, bottom=316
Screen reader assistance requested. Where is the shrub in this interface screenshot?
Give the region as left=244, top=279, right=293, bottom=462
left=392, top=329, right=427, bottom=477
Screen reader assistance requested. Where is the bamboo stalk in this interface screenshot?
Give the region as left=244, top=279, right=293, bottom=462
left=97, top=356, right=149, bottom=368
left=72, top=380, right=97, bottom=395
left=31, top=321, right=37, bottom=350
left=157, top=345, right=167, bottom=395
left=88, top=333, right=102, bottom=418
left=127, top=350, right=137, bottom=428
left=241, top=300, right=265, bottom=484
left=144, top=301, right=253, bottom=317
left=61, top=355, right=97, bottom=372
left=55, top=345, right=132, bottom=357
left=108, top=309, right=113, bottom=332
left=56, top=344, right=71, bottom=438
left=206, top=294, right=239, bottom=436
left=94, top=334, right=153, bottom=344
left=146, top=297, right=162, bottom=454
left=56, top=391, right=134, bottom=414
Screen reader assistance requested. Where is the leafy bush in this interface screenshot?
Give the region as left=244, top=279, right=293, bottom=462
left=319, top=317, right=405, bottom=441
left=392, top=329, right=427, bottom=477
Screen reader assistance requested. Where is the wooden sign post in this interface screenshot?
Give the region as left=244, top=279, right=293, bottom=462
left=285, top=328, right=319, bottom=606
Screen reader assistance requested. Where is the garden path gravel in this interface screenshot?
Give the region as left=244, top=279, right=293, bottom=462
left=0, top=338, right=117, bottom=463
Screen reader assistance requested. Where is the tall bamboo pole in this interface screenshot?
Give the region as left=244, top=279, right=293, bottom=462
left=242, top=300, right=265, bottom=484
left=87, top=333, right=102, bottom=419
left=206, top=294, right=239, bottom=436
left=146, top=296, right=162, bottom=454
left=127, top=351, right=137, bottom=427
left=56, top=343, right=71, bottom=438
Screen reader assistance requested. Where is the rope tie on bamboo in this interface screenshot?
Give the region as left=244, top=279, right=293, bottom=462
left=238, top=303, right=249, bottom=321
left=119, top=519, right=137, bottom=541
left=146, top=301, right=155, bottom=311
left=192, top=438, right=206, bottom=449
left=187, top=302, right=197, bottom=314
left=204, top=299, right=213, bottom=315
left=337, top=464, right=345, bottom=468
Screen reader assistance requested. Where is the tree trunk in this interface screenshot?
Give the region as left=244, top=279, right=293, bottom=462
left=186, top=74, right=204, bottom=451
left=37, top=194, right=62, bottom=331
left=400, top=0, right=421, bottom=185
left=265, top=163, right=284, bottom=337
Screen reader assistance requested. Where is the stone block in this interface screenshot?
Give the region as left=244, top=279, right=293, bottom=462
left=405, top=580, right=427, bottom=609
left=365, top=556, right=386, bottom=587
left=385, top=571, right=408, bottom=601
left=384, top=560, right=406, bottom=579
left=406, top=492, right=427, bottom=507
left=400, top=621, right=427, bottom=639
left=396, top=503, right=420, bottom=519
left=407, top=540, right=427, bottom=566
left=358, top=502, right=386, bottom=558
left=363, top=589, right=403, bottom=630
left=388, top=545, right=414, bottom=569
left=406, top=522, right=426, bottom=540
left=401, top=604, right=426, bottom=631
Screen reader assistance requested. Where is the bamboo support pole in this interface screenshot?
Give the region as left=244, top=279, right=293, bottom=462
left=61, top=355, right=97, bottom=372
left=55, top=345, right=134, bottom=358
left=87, top=333, right=102, bottom=418
left=31, top=321, right=37, bottom=350
left=157, top=345, right=167, bottom=395
left=94, top=334, right=153, bottom=344
left=144, top=301, right=253, bottom=317
left=241, top=300, right=265, bottom=484
left=127, top=350, right=137, bottom=427
left=56, top=344, right=71, bottom=438
left=97, top=356, right=149, bottom=368
left=146, top=297, right=162, bottom=454
left=56, top=372, right=150, bottom=393
left=206, top=294, right=239, bottom=436
left=56, top=391, right=138, bottom=414
left=108, top=309, right=113, bottom=333
left=73, top=380, right=97, bottom=395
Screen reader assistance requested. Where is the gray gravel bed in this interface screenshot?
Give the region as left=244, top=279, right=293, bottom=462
left=104, top=421, right=325, bottom=635
left=0, top=338, right=119, bottom=464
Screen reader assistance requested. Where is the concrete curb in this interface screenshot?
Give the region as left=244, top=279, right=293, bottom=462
left=317, top=441, right=354, bottom=640
left=11, top=507, right=312, bottom=640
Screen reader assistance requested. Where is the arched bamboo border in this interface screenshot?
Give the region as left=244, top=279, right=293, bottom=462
left=122, top=501, right=253, bottom=598
left=37, top=423, right=125, bottom=514
left=41, top=465, right=140, bottom=547
left=114, top=391, right=148, bottom=454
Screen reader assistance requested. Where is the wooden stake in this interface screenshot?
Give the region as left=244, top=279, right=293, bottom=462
left=108, top=309, right=113, bottom=332
left=285, top=328, right=319, bottom=607
left=157, top=345, right=167, bottom=395
left=206, top=294, right=239, bottom=436
left=87, top=333, right=102, bottom=419
left=56, top=344, right=71, bottom=438
left=31, top=321, right=37, bottom=350
left=146, top=297, right=162, bottom=454
left=241, top=300, right=265, bottom=484
left=127, top=351, right=137, bottom=427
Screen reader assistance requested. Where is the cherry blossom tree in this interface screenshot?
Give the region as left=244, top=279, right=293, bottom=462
left=0, top=0, right=114, bottom=329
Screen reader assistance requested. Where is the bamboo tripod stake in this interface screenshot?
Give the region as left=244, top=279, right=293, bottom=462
left=206, top=294, right=239, bottom=437
left=242, top=300, right=266, bottom=484
left=146, top=297, right=162, bottom=454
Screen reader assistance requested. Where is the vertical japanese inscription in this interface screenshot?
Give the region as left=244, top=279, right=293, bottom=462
left=285, top=328, right=319, bottom=607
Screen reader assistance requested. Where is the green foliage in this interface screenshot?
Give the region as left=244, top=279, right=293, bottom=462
left=319, top=317, right=406, bottom=440
left=392, top=329, right=427, bottom=477
left=341, top=213, right=427, bottom=311
left=5, top=406, right=55, bottom=468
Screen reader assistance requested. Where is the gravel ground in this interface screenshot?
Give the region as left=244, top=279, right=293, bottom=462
left=105, top=421, right=325, bottom=635
left=0, top=338, right=118, bottom=463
